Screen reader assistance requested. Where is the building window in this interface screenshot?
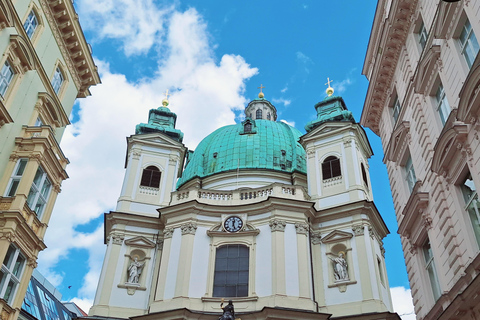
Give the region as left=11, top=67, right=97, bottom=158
left=322, top=156, right=341, bottom=180
left=419, top=21, right=428, bottom=50
left=0, top=245, right=26, bottom=304
left=459, top=18, right=480, bottom=68
left=23, top=10, right=38, bottom=38
left=405, top=155, right=416, bottom=193
left=0, top=61, right=14, bottom=97
left=51, top=67, right=64, bottom=94
left=37, top=286, right=61, bottom=320
left=423, top=240, right=441, bottom=301
left=361, top=163, right=368, bottom=187
left=22, top=280, right=41, bottom=319
left=34, top=117, right=43, bottom=126
left=140, top=166, right=161, bottom=188
left=27, top=165, right=52, bottom=217
left=244, top=122, right=252, bottom=133
left=256, top=109, right=262, bottom=119
left=461, top=173, right=480, bottom=245
left=213, top=244, right=249, bottom=297
left=267, top=113, right=271, bottom=120
left=392, top=96, right=401, bottom=123
left=435, top=83, right=451, bottom=125
left=377, top=257, right=385, bottom=286
left=6, top=159, right=28, bottom=197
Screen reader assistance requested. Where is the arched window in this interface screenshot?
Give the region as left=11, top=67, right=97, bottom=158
left=213, top=244, right=249, bottom=297
left=244, top=122, right=252, bottom=133
left=23, top=10, right=38, bottom=38
left=267, top=113, right=271, bottom=120
left=51, top=66, right=65, bottom=94
left=256, top=109, right=262, bottom=119
left=322, top=156, right=341, bottom=180
left=361, top=163, right=368, bottom=187
left=140, top=166, right=161, bottom=188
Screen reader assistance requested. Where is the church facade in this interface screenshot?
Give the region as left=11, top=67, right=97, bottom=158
left=89, top=88, right=399, bottom=320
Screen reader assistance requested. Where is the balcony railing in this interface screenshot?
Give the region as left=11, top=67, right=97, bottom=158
left=170, top=183, right=308, bottom=205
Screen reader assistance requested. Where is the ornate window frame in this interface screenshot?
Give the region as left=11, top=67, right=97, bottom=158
left=22, top=2, right=44, bottom=44
left=31, top=92, right=70, bottom=129
left=50, top=60, right=68, bottom=99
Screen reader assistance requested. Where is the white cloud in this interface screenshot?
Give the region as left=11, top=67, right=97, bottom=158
left=390, top=286, right=416, bottom=320
left=76, top=0, right=171, bottom=55
left=296, top=51, right=313, bottom=74
left=38, top=5, right=257, bottom=310
left=335, top=68, right=357, bottom=94
left=272, top=98, right=291, bottom=106
left=69, top=298, right=93, bottom=316
left=281, top=87, right=288, bottom=93
left=280, top=119, right=295, bottom=127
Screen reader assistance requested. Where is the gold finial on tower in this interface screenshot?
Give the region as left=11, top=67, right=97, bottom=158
left=162, top=89, right=170, bottom=107
left=257, top=84, right=265, bottom=98
left=325, top=78, right=334, bottom=96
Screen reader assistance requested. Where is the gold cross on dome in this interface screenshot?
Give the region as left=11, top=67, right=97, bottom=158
left=163, top=89, right=170, bottom=100
left=325, top=78, right=333, bottom=88
left=257, top=84, right=265, bottom=93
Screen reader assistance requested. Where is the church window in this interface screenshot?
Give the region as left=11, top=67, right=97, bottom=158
left=5, top=159, right=28, bottom=197
left=244, top=122, right=252, bottom=133
left=435, top=83, right=451, bottom=125
left=256, top=109, right=262, bottom=119
left=213, top=244, right=249, bottom=297
left=322, top=156, right=341, bottom=180
left=361, top=163, right=368, bottom=187
left=0, top=61, right=14, bottom=97
left=23, top=10, right=38, bottom=38
left=267, top=113, right=271, bottom=120
left=27, top=165, right=52, bottom=218
left=404, top=155, right=416, bottom=193
left=377, top=256, right=385, bottom=286
left=459, top=18, right=479, bottom=69
left=140, top=166, right=161, bottom=188
left=0, top=244, right=26, bottom=304
left=461, top=172, right=480, bottom=246
left=423, top=239, right=441, bottom=301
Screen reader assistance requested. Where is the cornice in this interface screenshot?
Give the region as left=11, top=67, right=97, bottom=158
left=361, top=0, right=418, bottom=135
left=40, top=0, right=100, bottom=97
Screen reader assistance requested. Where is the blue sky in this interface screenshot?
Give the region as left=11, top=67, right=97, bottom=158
left=37, top=0, right=414, bottom=318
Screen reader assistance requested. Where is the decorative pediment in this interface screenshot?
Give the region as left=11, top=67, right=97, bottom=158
left=431, top=121, right=469, bottom=176
left=385, top=121, right=410, bottom=163
left=414, top=45, right=441, bottom=95
left=8, top=35, right=35, bottom=73
left=207, top=223, right=259, bottom=237
left=0, top=100, right=13, bottom=127
left=433, top=1, right=462, bottom=39
left=321, top=230, right=353, bottom=244
left=124, top=236, right=156, bottom=249
left=0, top=0, right=14, bottom=29
left=36, top=92, right=70, bottom=128
left=457, top=59, right=480, bottom=123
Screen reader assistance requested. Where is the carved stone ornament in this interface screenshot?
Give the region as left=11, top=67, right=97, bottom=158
left=0, top=232, right=15, bottom=242
left=295, top=223, right=308, bottom=235
left=27, top=258, right=37, bottom=268
left=163, top=227, right=174, bottom=239
left=181, top=222, right=197, bottom=235
left=380, top=244, right=386, bottom=258
left=352, top=225, right=365, bottom=236
left=111, top=233, right=124, bottom=245
left=132, top=151, right=141, bottom=160
left=368, top=226, right=379, bottom=240
left=311, top=232, right=322, bottom=245
left=269, top=219, right=286, bottom=232
left=409, top=244, right=417, bottom=256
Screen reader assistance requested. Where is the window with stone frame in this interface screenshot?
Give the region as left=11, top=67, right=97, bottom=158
left=0, top=60, right=14, bottom=97
left=461, top=172, right=480, bottom=246
left=435, top=83, right=451, bottom=125
left=423, top=239, right=441, bottom=301
left=51, top=67, right=64, bottom=94
left=361, top=163, right=369, bottom=187
left=0, top=244, right=26, bottom=304
left=418, top=21, right=428, bottom=50
left=213, top=244, right=249, bottom=297
left=244, top=122, right=252, bottom=133
left=26, top=165, right=52, bottom=218
left=404, top=154, right=417, bottom=193
left=255, top=109, right=262, bottom=120
left=459, top=18, right=480, bottom=69
left=5, top=158, right=28, bottom=197
left=322, top=156, right=341, bottom=180
left=140, top=166, right=161, bottom=188
left=23, top=10, right=38, bottom=38
left=392, top=95, right=402, bottom=123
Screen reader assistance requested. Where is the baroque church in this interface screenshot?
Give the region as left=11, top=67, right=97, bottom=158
left=88, top=85, right=400, bottom=320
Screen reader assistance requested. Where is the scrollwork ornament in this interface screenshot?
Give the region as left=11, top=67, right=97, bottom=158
left=27, top=258, right=38, bottom=268
left=111, top=233, right=124, bottom=245
left=352, top=225, right=365, bottom=236
left=311, top=232, right=322, bottom=245
left=163, top=227, right=174, bottom=239
left=409, top=244, right=417, bottom=256
left=181, top=222, right=197, bottom=235
left=269, top=219, right=286, bottom=232
left=295, top=223, right=308, bottom=235
left=0, top=232, right=15, bottom=242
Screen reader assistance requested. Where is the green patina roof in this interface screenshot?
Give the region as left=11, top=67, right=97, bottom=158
left=136, top=106, right=184, bottom=142
left=177, top=119, right=307, bottom=188
left=305, top=95, right=355, bottom=132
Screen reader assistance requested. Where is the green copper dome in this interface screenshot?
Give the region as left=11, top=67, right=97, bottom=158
left=177, top=119, right=306, bottom=188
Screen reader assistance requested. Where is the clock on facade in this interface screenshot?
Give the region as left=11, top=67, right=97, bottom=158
left=223, top=216, right=244, bottom=232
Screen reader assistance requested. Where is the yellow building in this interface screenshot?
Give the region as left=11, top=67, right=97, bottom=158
left=0, top=0, right=99, bottom=319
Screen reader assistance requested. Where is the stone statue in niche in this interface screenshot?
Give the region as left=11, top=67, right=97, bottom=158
left=127, top=257, right=144, bottom=284
left=218, top=299, right=235, bottom=320
left=329, top=251, right=349, bottom=281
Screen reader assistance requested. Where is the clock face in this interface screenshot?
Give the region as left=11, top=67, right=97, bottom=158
left=224, top=216, right=243, bottom=232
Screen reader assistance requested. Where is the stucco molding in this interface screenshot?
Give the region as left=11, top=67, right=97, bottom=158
left=269, top=219, right=286, bottom=232
left=385, top=121, right=411, bottom=163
